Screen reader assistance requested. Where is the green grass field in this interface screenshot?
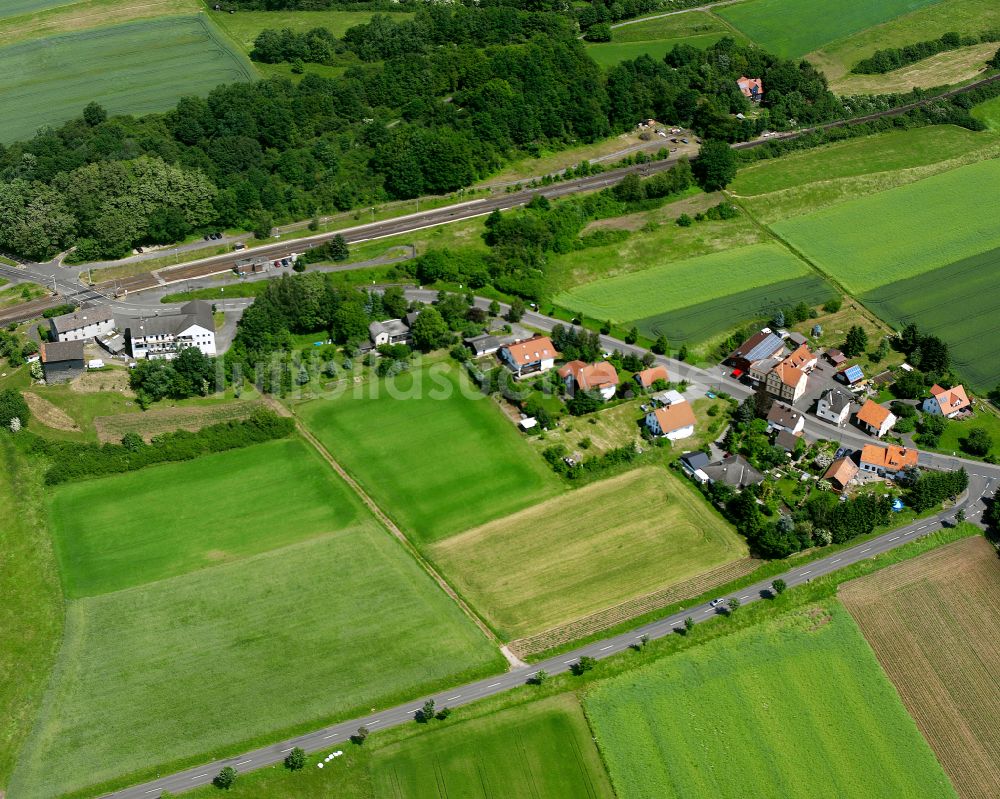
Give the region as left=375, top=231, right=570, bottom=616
left=0, top=0, right=68, bottom=18
left=731, top=126, right=990, bottom=196
left=297, top=361, right=563, bottom=544
left=48, top=437, right=368, bottom=597
left=973, top=95, right=1000, bottom=130
left=431, top=467, right=747, bottom=639
left=0, top=15, right=254, bottom=142
left=585, top=12, right=740, bottom=67
left=717, top=0, right=943, bottom=58
left=772, top=159, right=1000, bottom=294
left=12, top=519, right=501, bottom=798
left=863, top=247, right=1000, bottom=390
left=373, top=694, right=614, bottom=799
left=554, top=242, right=810, bottom=323
left=587, top=34, right=730, bottom=67
left=585, top=601, right=956, bottom=799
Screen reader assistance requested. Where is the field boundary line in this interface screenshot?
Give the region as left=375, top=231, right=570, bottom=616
left=264, top=396, right=519, bottom=666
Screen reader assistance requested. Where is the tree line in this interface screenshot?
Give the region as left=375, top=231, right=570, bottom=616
left=852, top=30, right=1000, bottom=74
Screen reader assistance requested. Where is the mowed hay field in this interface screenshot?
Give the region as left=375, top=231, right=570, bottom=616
left=554, top=242, right=811, bottom=323
left=841, top=536, right=1000, bottom=799
left=431, top=467, right=747, bottom=640
left=717, top=0, right=943, bottom=59
left=48, top=437, right=364, bottom=596
left=585, top=601, right=957, bottom=799
left=373, top=694, right=614, bottom=799
left=0, top=15, right=255, bottom=143
left=14, top=453, right=500, bottom=798
left=864, top=247, right=1000, bottom=390
left=297, top=362, right=563, bottom=544
left=772, top=159, right=1000, bottom=294
left=0, top=0, right=70, bottom=18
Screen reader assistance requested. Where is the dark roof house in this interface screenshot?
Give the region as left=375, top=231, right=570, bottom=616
left=39, top=340, right=85, bottom=383
left=703, top=454, right=764, bottom=489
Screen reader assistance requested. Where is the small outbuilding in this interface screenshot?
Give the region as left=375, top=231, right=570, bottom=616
left=40, top=340, right=85, bottom=383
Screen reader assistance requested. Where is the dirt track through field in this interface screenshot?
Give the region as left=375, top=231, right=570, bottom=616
left=841, top=536, right=1000, bottom=799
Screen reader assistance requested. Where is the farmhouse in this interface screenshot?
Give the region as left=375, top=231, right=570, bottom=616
left=855, top=400, right=896, bottom=438
left=49, top=305, right=115, bottom=342
left=369, top=318, right=411, bottom=347
left=767, top=401, right=805, bottom=435
left=737, top=75, right=763, bottom=102
left=39, top=340, right=85, bottom=383
left=124, top=301, right=216, bottom=360
left=702, top=454, right=764, bottom=489
left=824, top=456, right=859, bottom=492
left=922, top=384, right=971, bottom=418
left=634, top=365, right=669, bottom=389
left=464, top=334, right=502, bottom=358
left=559, top=360, right=620, bottom=399
left=859, top=444, right=917, bottom=478
left=728, top=329, right=785, bottom=373
left=765, top=361, right=808, bottom=403
left=645, top=400, right=696, bottom=441
left=499, top=336, right=559, bottom=377
left=816, top=388, right=853, bottom=425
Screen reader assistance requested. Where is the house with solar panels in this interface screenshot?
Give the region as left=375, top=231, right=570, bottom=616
left=727, top=329, right=785, bottom=375
left=836, top=364, right=866, bottom=388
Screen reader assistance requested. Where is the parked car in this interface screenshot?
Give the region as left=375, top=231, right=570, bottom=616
left=233, top=242, right=246, bottom=251
left=681, top=138, right=689, bottom=144
left=710, top=598, right=724, bottom=608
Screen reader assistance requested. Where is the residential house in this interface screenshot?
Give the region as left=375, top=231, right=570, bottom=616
left=651, top=388, right=686, bottom=407
left=634, top=365, right=669, bottom=389
left=815, top=388, right=853, bottom=426
left=369, top=318, right=411, bottom=347
left=680, top=450, right=710, bottom=482
left=49, top=305, right=115, bottom=342
left=464, top=334, right=502, bottom=358
left=737, top=76, right=763, bottom=102
left=774, top=429, right=805, bottom=454
left=782, top=343, right=817, bottom=373
left=499, top=336, right=559, bottom=377
left=922, top=384, right=971, bottom=418
left=824, top=456, right=859, bottom=492
left=859, top=444, right=918, bottom=478
left=559, top=360, right=620, bottom=400
left=837, top=364, right=866, bottom=388
left=39, top=340, right=84, bottom=383
left=728, top=330, right=785, bottom=373
left=702, top=454, right=764, bottom=489
left=125, top=300, right=216, bottom=360
left=748, top=356, right=782, bottom=384
left=766, top=401, right=805, bottom=435
left=645, top=400, right=696, bottom=441
left=765, top=361, right=808, bottom=403
left=855, top=400, right=897, bottom=438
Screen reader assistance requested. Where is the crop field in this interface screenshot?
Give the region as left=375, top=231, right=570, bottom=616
left=430, top=467, right=747, bottom=640
left=48, top=437, right=367, bottom=597
left=554, top=242, right=810, bottom=324
left=632, top=273, right=833, bottom=343
left=0, top=0, right=70, bottom=18
left=717, top=0, right=943, bottom=59
left=297, top=361, right=563, bottom=545
left=841, top=536, right=1000, bottom=799
left=374, top=694, right=614, bottom=799
left=585, top=12, right=739, bottom=67
left=772, top=159, right=1000, bottom=294
left=864, top=247, right=1000, bottom=390
left=93, top=399, right=265, bottom=442
left=0, top=15, right=255, bottom=143
left=586, top=601, right=956, bottom=799
left=730, top=126, right=990, bottom=197
left=13, top=506, right=500, bottom=797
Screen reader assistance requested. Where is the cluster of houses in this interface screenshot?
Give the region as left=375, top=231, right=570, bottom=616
left=39, top=301, right=217, bottom=383
left=730, top=329, right=817, bottom=403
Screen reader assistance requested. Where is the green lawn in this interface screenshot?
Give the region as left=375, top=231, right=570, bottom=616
left=585, top=12, right=741, bottom=67
left=0, top=15, right=254, bottom=142
left=731, top=126, right=990, bottom=196
left=373, top=694, right=614, bottom=798
left=48, top=437, right=367, bottom=597
left=12, top=525, right=501, bottom=799
left=772, top=159, right=1000, bottom=294
left=296, top=361, right=564, bottom=544
left=585, top=601, right=956, bottom=799
left=431, top=467, right=747, bottom=639
left=936, top=405, right=1000, bottom=460
left=554, top=242, right=811, bottom=323
left=973, top=95, right=1000, bottom=130
left=586, top=34, right=730, bottom=67
left=208, top=8, right=406, bottom=51
left=717, top=0, right=943, bottom=59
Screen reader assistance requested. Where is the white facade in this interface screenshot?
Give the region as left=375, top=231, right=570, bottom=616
left=815, top=390, right=852, bottom=425
left=50, top=307, right=116, bottom=342
left=131, top=323, right=216, bottom=360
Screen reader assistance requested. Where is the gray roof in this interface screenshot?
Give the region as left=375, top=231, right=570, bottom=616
left=703, top=455, right=764, bottom=488
left=789, top=332, right=808, bottom=346
left=767, top=402, right=803, bottom=429
left=126, top=301, right=213, bottom=339
left=733, top=331, right=784, bottom=363
left=41, top=340, right=84, bottom=363
left=680, top=451, right=710, bottom=471
left=774, top=429, right=803, bottom=452
left=369, top=318, right=409, bottom=339
left=465, top=334, right=502, bottom=355
left=49, top=305, right=115, bottom=334
left=820, top=388, right=853, bottom=413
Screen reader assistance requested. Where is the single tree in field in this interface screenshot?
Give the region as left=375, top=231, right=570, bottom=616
left=418, top=699, right=436, bottom=722
left=572, top=655, right=596, bottom=675
left=529, top=669, right=549, bottom=686
left=684, top=617, right=695, bottom=634
left=284, top=747, right=306, bottom=770
left=727, top=597, right=741, bottom=615
left=843, top=325, right=868, bottom=357
left=82, top=101, right=107, bottom=127
left=329, top=234, right=350, bottom=262
left=351, top=726, right=370, bottom=745
left=652, top=335, right=668, bottom=355
left=507, top=297, right=526, bottom=322
left=692, top=139, right=738, bottom=191
left=962, top=427, right=992, bottom=457
left=625, top=327, right=639, bottom=345
left=213, top=766, right=237, bottom=789
left=771, top=578, right=787, bottom=597
left=955, top=509, right=966, bottom=524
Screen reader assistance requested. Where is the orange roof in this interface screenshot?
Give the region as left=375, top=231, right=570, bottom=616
left=559, top=360, right=619, bottom=390
left=824, top=456, right=858, bottom=488
left=782, top=344, right=815, bottom=370
left=856, top=399, right=892, bottom=429
left=930, top=384, right=970, bottom=413
left=737, top=76, right=763, bottom=98
left=860, top=444, right=918, bottom=471
left=503, top=336, right=559, bottom=366
left=634, top=365, right=669, bottom=387
left=773, top=361, right=805, bottom=389
left=654, top=402, right=696, bottom=433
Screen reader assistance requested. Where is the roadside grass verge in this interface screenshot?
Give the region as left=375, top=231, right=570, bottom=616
left=430, top=466, right=747, bottom=640
left=11, top=526, right=503, bottom=799
left=585, top=599, right=957, bottom=799
left=296, top=360, right=564, bottom=545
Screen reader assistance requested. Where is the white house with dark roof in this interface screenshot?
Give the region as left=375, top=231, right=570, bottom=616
left=767, top=402, right=805, bottom=435
left=49, top=305, right=116, bottom=342
left=816, top=388, right=853, bottom=426
left=125, top=301, right=215, bottom=360
left=369, top=318, right=411, bottom=347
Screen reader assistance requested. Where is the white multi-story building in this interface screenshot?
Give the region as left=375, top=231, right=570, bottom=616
left=125, top=301, right=216, bottom=360
left=49, top=305, right=116, bottom=342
